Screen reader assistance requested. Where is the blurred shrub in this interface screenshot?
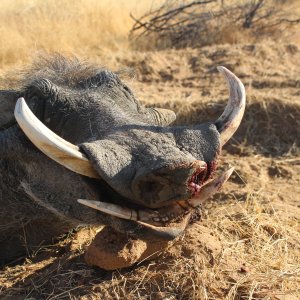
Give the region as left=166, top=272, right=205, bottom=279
left=130, top=0, right=300, bottom=50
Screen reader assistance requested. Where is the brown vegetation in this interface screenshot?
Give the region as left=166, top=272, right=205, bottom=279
left=0, top=0, right=300, bottom=299
left=130, top=0, right=300, bottom=50
left=0, top=0, right=156, bottom=70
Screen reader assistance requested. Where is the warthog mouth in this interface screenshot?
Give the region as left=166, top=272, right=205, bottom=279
left=14, top=66, right=246, bottom=237
left=188, top=159, right=219, bottom=196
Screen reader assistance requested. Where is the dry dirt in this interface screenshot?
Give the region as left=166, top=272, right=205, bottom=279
left=0, top=41, right=300, bottom=299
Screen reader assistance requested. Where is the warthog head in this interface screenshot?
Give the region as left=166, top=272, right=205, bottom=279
left=0, top=57, right=245, bottom=252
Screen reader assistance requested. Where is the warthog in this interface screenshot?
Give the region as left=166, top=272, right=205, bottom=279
left=0, top=57, right=245, bottom=263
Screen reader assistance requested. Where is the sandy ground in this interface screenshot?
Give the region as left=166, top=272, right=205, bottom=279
left=0, top=40, right=299, bottom=299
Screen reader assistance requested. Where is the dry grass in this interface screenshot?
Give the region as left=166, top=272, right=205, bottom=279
left=0, top=0, right=299, bottom=71
left=104, top=193, right=300, bottom=299
left=0, top=0, right=160, bottom=70
left=1, top=172, right=299, bottom=299
left=0, top=0, right=300, bottom=299
left=130, top=0, right=300, bottom=50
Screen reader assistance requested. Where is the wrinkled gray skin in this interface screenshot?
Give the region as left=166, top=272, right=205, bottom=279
left=0, top=57, right=220, bottom=264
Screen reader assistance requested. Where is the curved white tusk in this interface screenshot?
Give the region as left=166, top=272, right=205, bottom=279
left=77, top=199, right=156, bottom=222
left=188, top=167, right=234, bottom=207
left=215, top=66, right=246, bottom=146
left=14, top=97, right=99, bottom=178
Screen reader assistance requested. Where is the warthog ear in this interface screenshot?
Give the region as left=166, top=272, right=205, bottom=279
left=0, top=90, right=20, bottom=129
left=143, top=107, right=176, bottom=126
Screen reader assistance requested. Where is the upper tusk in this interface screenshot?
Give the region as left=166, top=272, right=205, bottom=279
left=14, top=97, right=99, bottom=178
left=215, top=66, right=246, bottom=146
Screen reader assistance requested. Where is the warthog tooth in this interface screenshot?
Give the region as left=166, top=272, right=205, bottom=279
left=78, top=198, right=192, bottom=240
left=77, top=199, right=156, bottom=222
left=215, top=67, right=246, bottom=146
left=14, top=97, right=99, bottom=178
left=188, top=167, right=234, bottom=207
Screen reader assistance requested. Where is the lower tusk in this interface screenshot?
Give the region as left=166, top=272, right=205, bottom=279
left=77, top=199, right=156, bottom=222
left=78, top=168, right=234, bottom=225
left=187, top=167, right=234, bottom=208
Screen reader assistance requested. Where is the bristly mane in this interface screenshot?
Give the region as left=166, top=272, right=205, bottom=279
left=2, top=54, right=134, bottom=90
left=24, top=54, right=108, bottom=88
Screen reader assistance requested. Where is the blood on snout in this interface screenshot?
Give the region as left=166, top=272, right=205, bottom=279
left=187, top=159, right=218, bottom=196
left=188, top=166, right=207, bottom=196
